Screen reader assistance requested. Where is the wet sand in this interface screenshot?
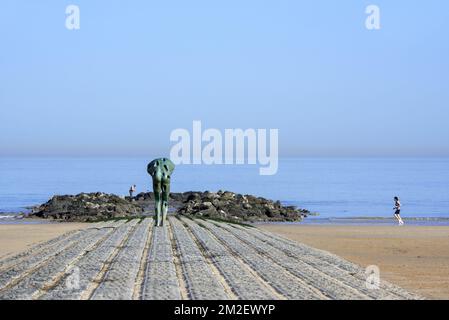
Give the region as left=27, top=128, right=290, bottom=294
left=258, top=224, right=449, bottom=299
left=0, top=222, right=88, bottom=259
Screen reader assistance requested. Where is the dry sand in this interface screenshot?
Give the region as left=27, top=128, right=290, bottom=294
left=0, top=218, right=421, bottom=300
left=259, top=224, right=449, bottom=299
left=1, top=221, right=447, bottom=299
left=0, top=222, right=88, bottom=259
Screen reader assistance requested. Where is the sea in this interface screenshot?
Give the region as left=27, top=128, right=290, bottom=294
left=1, top=157, right=449, bottom=225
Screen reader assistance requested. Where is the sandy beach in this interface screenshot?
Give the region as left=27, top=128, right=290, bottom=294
left=259, top=224, right=449, bottom=299
left=1, top=219, right=446, bottom=300
left=0, top=218, right=421, bottom=300
left=0, top=222, right=88, bottom=259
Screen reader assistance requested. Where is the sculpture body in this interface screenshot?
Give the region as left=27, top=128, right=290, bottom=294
left=147, top=158, right=175, bottom=226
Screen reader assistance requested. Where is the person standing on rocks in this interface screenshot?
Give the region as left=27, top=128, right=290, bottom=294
left=129, top=184, right=136, bottom=198
left=147, top=158, right=175, bottom=227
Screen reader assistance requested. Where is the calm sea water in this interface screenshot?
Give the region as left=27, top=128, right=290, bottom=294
left=1, top=157, right=449, bottom=220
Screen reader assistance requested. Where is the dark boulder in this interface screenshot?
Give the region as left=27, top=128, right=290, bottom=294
left=173, top=191, right=308, bottom=223
left=31, top=192, right=143, bottom=222
left=31, top=190, right=310, bottom=223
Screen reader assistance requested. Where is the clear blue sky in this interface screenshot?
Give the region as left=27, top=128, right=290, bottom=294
left=1, top=0, right=448, bottom=157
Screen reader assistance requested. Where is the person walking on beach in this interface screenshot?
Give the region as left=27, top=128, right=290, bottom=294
left=393, top=196, right=404, bottom=225
left=129, top=184, right=136, bottom=198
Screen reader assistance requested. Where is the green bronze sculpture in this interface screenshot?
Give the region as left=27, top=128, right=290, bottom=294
left=147, top=158, right=175, bottom=227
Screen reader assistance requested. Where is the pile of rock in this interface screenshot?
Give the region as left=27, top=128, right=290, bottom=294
left=175, top=190, right=308, bottom=222
left=31, top=190, right=309, bottom=223
left=31, top=192, right=143, bottom=222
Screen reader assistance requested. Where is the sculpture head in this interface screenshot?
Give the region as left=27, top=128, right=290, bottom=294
left=147, top=158, right=175, bottom=178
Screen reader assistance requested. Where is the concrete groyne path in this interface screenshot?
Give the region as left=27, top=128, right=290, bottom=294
left=0, top=217, right=421, bottom=300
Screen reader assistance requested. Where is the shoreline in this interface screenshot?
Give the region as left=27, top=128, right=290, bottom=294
left=3, top=207, right=449, bottom=226
left=264, top=216, right=449, bottom=226
left=259, top=223, right=449, bottom=299
left=3, top=215, right=449, bottom=227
